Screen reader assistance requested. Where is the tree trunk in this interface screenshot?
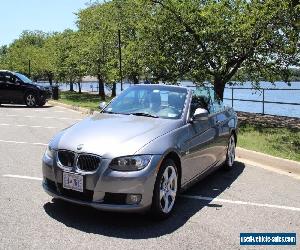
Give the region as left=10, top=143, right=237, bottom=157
left=97, top=74, right=105, bottom=101
left=213, top=77, right=225, bottom=101
left=78, top=81, right=82, bottom=94
left=48, top=74, right=53, bottom=86
left=112, top=82, right=116, bottom=97
left=133, top=74, right=139, bottom=84
left=69, top=82, right=74, bottom=92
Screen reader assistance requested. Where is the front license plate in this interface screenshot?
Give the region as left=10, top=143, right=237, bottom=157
left=63, top=172, right=83, bottom=192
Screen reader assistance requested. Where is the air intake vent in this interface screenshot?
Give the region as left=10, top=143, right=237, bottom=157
left=57, top=150, right=75, bottom=168
left=77, top=154, right=101, bottom=172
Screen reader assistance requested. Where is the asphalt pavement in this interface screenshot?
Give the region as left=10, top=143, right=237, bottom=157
left=0, top=104, right=299, bottom=250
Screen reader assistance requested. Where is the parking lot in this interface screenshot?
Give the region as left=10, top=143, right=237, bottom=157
left=0, top=104, right=299, bottom=249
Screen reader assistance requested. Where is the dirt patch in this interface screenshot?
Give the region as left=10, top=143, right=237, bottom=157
left=237, top=112, right=300, bottom=130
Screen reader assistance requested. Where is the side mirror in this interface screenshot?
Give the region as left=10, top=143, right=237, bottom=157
left=191, top=108, right=209, bottom=122
left=99, top=101, right=107, bottom=110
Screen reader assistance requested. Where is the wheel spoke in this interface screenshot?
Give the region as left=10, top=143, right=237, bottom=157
left=163, top=169, right=169, bottom=184
left=160, top=189, right=165, bottom=200
left=168, top=190, right=176, bottom=198
left=163, top=195, right=169, bottom=213
left=168, top=171, right=176, bottom=184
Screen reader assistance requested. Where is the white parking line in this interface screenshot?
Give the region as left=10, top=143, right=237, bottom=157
left=0, top=108, right=61, bottom=113
left=2, top=173, right=299, bottom=213
left=3, top=174, right=42, bottom=181
left=0, top=123, right=57, bottom=129
left=0, top=139, right=47, bottom=146
left=1, top=114, right=81, bottom=121
left=181, top=195, right=300, bottom=212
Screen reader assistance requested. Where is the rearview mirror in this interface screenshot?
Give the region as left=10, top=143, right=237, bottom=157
left=191, top=108, right=209, bottom=122
left=99, top=101, right=107, bottom=110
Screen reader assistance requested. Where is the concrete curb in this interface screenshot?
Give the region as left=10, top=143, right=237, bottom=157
left=236, top=147, right=300, bottom=178
left=48, top=100, right=97, bottom=115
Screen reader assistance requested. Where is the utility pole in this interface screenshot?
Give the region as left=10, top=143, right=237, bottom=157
left=28, top=59, right=31, bottom=77
left=118, top=29, right=123, bottom=91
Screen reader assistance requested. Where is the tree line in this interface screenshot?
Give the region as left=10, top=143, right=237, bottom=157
left=0, top=0, right=299, bottom=100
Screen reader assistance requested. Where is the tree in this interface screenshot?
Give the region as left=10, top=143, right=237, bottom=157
left=148, top=0, right=299, bottom=100
left=77, top=2, right=120, bottom=100
left=0, top=45, right=8, bottom=69
left=46, top=30, right=86, bottom=91
left=4, top=31, right=50, bottom=79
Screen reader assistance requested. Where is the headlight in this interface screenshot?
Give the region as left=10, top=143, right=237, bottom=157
left=45, top=145, right=54, bottom=159
left=109, top=155, right=152, bottom=171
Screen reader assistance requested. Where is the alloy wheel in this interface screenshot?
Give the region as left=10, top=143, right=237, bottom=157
left=227, top=135, right=236, bottom=167
left=159, top=165, right=177, bottom=214
left=26, top=94, right=36, bottom=107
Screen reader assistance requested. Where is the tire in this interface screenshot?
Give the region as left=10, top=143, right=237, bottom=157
left=224, top=134, right=236, bottom=170
left=151, top=158, right=179, bottom=219
left=25, top=93, right=37, bottom=107
left=38, top=101, right=46, bottom=107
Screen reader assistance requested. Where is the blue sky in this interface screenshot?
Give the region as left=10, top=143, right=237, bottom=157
left=0, top=0, right=92, bottom=46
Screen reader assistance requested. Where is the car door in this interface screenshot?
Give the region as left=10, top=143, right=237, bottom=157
left=2, top=73, right=23, bottom=103
left=210, top=100, right=230, bottom=162
left=0, top=72, right=6, bottom=102
left=216, top=109, right=231, bottom=159
left=181, top=89, right=220, bottom=184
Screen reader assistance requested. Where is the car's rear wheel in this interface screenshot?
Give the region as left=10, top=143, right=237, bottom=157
left=25, top=93, right=37, bottom=107
left=224, top=134, right=236, bottom=170
left=151, top=159, right=178, bottom=219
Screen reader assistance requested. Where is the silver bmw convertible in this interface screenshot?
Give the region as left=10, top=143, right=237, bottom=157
left=42, top=84, right=238, bottom=218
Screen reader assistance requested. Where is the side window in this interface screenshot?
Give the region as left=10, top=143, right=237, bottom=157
left=210, top=99, right=226, bottom=114
left=3, top=73, right=16, bottom=84
left=0, top=73, right=5, bottom=84
left=190, top=87, right=211, bottom=116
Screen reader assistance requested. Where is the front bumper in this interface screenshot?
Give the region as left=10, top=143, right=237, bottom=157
left=42, top=154, right=162, bottom=212
left=40, top=90, right=52, bottom=102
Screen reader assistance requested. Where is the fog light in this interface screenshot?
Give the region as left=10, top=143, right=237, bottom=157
left=126, top=194, right=142, bottom=205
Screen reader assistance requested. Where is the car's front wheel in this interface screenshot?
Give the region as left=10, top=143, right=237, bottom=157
left=224, top=134, right=236, bottom=170
left=25, top=93, right=37, bottom=107
left=151, top=159, right=178, bottom=219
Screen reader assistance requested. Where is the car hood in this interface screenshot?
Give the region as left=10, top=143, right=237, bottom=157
left=28, top=83, right=51, bottom=90
left=51, top=113, right=182, bottom=158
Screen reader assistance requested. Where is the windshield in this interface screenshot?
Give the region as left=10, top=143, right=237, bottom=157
left=14, top=73, right=32, bottom=84
left=103, top=85, right=187, bottom=119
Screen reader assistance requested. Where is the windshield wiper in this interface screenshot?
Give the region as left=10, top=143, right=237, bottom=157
left=102, top=111, right=120, bottom=114
left=102, top=111, right=130, bottom=115
left=130, top=112, right=159, bottom=118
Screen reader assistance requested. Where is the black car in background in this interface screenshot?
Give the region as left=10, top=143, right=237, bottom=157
left=0, top=70, right=52, bottom=107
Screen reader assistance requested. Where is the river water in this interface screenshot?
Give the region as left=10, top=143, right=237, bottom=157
left=53, top=81, right=300, bottom=118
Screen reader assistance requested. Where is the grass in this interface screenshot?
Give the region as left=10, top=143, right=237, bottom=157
left=57, top=91, right=300, bottom=161
left=58, top=91, right=112, bottom=111
left=238, top=124, right=300, bottom=162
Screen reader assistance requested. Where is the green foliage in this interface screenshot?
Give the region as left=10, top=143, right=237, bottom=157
left=147, top=0, right=300, bottom=98
left=239, top=124, right=300, bottom=162
left=4, top=31, right=49, bottom=79
left=1, top=0, right=299, bottom=99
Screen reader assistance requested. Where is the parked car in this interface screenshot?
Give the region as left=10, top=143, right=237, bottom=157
left=0, top=70, right=52, bottom=107
left=42, top=84, right=238, bottom=218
